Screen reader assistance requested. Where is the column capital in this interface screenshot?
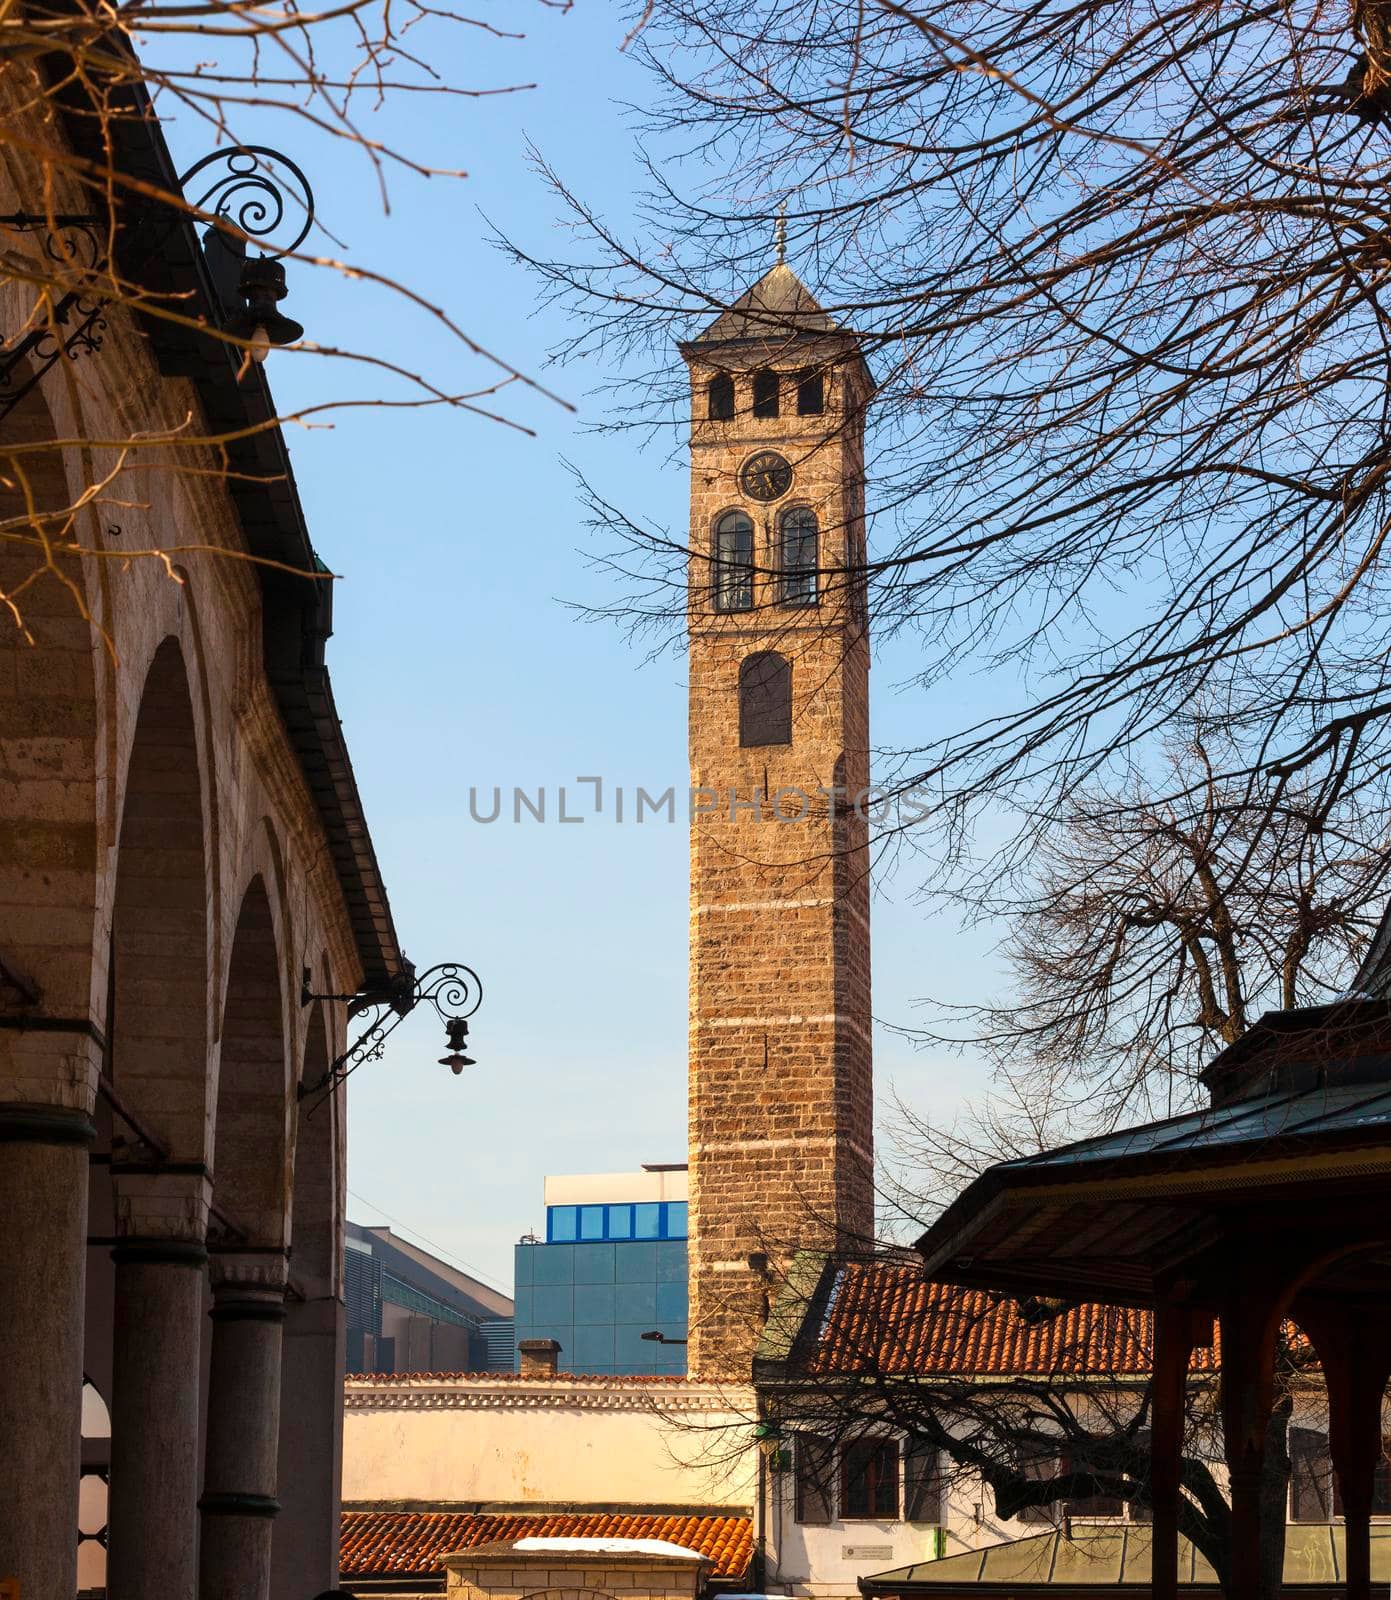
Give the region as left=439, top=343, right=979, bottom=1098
left=210, top=1250, right=289, bottom=1319
left=0, top=1028, right=101, bottom=1117
left=112, top=1169, right=211, bottom=1246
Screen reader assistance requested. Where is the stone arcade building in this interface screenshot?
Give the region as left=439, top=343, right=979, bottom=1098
left=1, top=69, right=402, bottom=1600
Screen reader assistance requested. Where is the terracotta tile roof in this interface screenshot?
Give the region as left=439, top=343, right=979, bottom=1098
left=339, top=1512, right=754, bottom=1580
left=806, top=1260, right=1220, bottom=1377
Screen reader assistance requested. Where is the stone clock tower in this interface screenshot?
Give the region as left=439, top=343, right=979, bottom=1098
left=680, top=257, right=875, bottom=1377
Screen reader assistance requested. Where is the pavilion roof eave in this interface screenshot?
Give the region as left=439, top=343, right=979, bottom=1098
left=915, top=1088, right=1391, bottom=1303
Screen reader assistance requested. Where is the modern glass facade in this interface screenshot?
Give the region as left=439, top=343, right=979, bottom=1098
left=546, top=1200, right=688, bottom=1243
left=514, top=1170, right=690, bottom=1376
left=513, top=1235, right=688, bottom=1375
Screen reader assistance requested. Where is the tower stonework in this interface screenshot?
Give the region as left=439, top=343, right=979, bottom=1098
left=682, top=264, right=875, bottom=1378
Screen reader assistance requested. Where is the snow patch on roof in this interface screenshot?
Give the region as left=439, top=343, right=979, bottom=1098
left=512, top=1538, right=705, bottom=1560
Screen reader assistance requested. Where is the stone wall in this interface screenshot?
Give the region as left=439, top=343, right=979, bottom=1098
left=444, top=1546, right=710, bottom=1600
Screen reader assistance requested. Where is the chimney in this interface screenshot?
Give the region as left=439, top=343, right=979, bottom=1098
left=518, top=1338, right=562, bottom=1377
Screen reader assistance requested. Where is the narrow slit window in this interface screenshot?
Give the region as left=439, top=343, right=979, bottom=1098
left=780, top=507, right=819, bottom=607
left=753, top=368, right=780, bottom=418
left=797, top=369, right=825, bottom=415
left=713, top=511, right=754, bottom=613
left=708, top=372, right=735, bottom=421
left=739, top=652, right=792, bottom=747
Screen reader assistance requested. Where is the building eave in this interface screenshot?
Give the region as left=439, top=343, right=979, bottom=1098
left=69, top=75, right=404, bottom=991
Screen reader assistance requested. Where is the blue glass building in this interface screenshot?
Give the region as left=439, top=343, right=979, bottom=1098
left=513, top=1167, right=689, bottom=1375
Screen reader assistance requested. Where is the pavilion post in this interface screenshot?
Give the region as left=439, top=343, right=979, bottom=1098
left=1151, top=1302, right=1200, bottom=1600
left=1219, top=1283, right=1283, bottom=1600
left=1297, top=1304, right=1391, bottom=1600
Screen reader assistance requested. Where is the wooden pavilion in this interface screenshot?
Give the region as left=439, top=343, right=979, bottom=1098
left=915, top=980, right=1391, bottom=1600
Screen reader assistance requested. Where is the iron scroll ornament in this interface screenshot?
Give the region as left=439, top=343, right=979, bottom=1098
left=299, top=961, right=484, bottom=1107
left=178, top=145, right=316, bottom=259
left=1, top=143, right=315, bottom=420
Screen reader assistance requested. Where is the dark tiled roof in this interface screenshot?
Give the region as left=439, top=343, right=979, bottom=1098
left=694, top=263, right=840, bottom=342
left=339, top=1512, right=754, bottom=1579
left=805, top=1261, right=1219, bottom=1377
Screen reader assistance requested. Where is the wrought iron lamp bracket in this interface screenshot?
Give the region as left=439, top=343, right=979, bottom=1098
left=298, top=961, right=483, bottom=1101
left=2, top=143, right=315, bottom=420
left=0, top=211, right=115, bottom=416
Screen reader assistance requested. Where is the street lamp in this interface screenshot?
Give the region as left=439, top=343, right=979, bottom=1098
left=299, top=960, right=484, bottom=1104
left=181, top=145, right=315, bottom=361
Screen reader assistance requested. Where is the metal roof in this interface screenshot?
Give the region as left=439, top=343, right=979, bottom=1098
left=859, top=1525, right=1391, bottom=1591
left=916, top=1081, right=1391, bottom=1305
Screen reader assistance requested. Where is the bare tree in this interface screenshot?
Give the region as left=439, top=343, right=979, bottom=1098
left=885, top=728, right=1390, bottom=1181
left=508, top=0, right=1391, bottom=860
left=1, top=0, right=570, bottom=641
left=743, top=1254, right=1316, bottom=1600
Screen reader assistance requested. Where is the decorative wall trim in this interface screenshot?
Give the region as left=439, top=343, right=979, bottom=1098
left=344, top=1377, right=754, bottom=1415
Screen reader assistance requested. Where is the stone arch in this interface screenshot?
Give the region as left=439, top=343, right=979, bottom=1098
left=108, top=636, right=212, bottom=1157
left=212, top=872, right=290, bottom=1245
left=97, top=635, right=216, bottom=1600
left=201, top=871, right=294, bottom=1600
left=273, top=1000, right=346, bottom=1595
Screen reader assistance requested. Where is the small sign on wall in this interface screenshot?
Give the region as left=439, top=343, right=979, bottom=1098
left=842, top=1546, right=893, bottom=1562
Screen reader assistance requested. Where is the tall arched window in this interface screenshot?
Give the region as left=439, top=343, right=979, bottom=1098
left=753, top=368, right=780, bottom=418
left=740, top=652, right=792, bottom=746
left=708, top=372, right=735, bottom=420
left=714, top=511, right=754, bottom=613
left=780, top=507, right=819, bottom=607
left=797, top=368, right=826, bottom=415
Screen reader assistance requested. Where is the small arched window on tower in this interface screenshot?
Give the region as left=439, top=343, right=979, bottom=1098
left=708, top=372, right=735, bottom=421
left=753, top=368, right=780, bottom=419
left=714, top=511, right=754, bottom=613
left=780, top=506, right=819, bottom=607
left=797, top=368, right=826, bottom=415
left=740, top=651, right=793, bottom=746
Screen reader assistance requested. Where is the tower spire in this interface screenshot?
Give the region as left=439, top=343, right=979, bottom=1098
left=774, top=203, right=787, bottom=266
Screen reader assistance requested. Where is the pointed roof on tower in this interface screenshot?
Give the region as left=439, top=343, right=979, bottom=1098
left=692, top=261, right=841, bottom=344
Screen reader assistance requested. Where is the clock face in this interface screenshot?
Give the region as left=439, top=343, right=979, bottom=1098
left=740, top=450, right=794, bottom=503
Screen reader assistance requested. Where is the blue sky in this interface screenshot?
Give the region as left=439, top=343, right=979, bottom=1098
left=157, top=0, right=1002, bottom=1293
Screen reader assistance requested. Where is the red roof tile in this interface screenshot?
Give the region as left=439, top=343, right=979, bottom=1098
left=807, top=1261, right=1220, bottom=1377
left=339, top=1512, right=754, bottom=1580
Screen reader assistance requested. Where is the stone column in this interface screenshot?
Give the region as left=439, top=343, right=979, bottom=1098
left=106, top=1170, right=211, bottom=1600
left=200, top=1252, right=289, bottom=1600
left=0, top=1099, right=94, bottom=1600
left=270, top=1291, right=345, bottom=1599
